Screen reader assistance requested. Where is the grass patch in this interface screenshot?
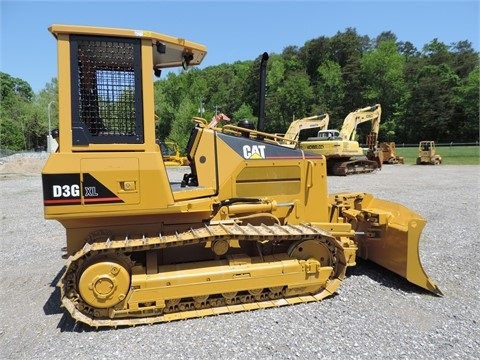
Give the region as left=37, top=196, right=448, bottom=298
left=394, top=145, right=479, bottom=165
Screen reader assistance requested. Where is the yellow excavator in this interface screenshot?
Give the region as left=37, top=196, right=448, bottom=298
left=295, top=105, right=383, bottom=176
left=42, top=24, right=441, bottom=328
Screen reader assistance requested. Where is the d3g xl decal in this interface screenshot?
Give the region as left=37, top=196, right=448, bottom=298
left=42, top=173, right=81, bottom=205
left=82, top=173, right=124, bottom=204
left=42, top=173, right=123, bottom=206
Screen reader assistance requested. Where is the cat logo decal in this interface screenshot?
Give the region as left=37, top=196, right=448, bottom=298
left=242, top=145, right=266, bottom=159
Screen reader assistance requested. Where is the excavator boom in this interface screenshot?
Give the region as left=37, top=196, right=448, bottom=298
left=339, top=104, right=381, bottom=141
left=282, top=114, right=330, bottom=141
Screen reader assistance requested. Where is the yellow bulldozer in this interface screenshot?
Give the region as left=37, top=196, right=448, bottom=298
left=416, top=141, right=442, bottom=165
left=379, top=142, right=405, bottom=164
left=42, top=24, right=441, bottom=328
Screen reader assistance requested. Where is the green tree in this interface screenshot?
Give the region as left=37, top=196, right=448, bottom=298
left=405, top=64, right=460, bottom=142
left=273, top=72, right=313, bottom=132
left=233, top=103, right=255, bottom=121
left=451, top=40, right=478, bottom=79
left=0, top=117, right=24, bottom=150
left=154, top=71, right=192, bottom=141
left=168, top=97, right=197, bottom=152
left=422, top=39, right=453, bottom=66
left=360, top=40, right=407, bottom=140
left=299, top=36, right=331, bottom=85
left=316, top=60, right=345, bottom=122
left=453, top=67, right=480, bottom=141
left=0, top=72, right=36, bottom=150
left=329, top=28, right=370, bottom=114
left=200, top=63, right=248, bottom=119
left=1, top=72, right=34, bottom=103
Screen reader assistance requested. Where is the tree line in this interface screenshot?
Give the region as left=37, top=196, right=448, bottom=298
left=1, top=28, right=478, bottom=152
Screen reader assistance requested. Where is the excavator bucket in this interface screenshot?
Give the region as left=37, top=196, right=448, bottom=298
left=330, top=193, right=442, bottom=295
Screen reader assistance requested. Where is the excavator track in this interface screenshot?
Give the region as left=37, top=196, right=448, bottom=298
left=59, top=223, right=347, bottom=328
left=330, top=157, right=379, bottom=176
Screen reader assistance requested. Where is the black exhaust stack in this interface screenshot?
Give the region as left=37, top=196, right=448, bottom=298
left=257, top=52, right=269, bottom=133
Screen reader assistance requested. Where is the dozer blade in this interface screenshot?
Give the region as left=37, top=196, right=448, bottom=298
left=331, top=193, right=442, bottom=295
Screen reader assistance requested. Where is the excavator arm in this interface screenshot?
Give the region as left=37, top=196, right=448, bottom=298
left=339, top=104, right=381, bottom=142
left=283, top=114, right=330, bottom=142
left=337, top=104, right=383, bottom=166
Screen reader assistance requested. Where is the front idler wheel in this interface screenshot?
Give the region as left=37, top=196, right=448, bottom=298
left=77, top=254, right=131, bottom=309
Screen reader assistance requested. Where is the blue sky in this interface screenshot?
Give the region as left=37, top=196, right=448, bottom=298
left=1, top=0, right=479, bottom=93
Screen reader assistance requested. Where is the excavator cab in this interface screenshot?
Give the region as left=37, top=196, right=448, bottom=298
left=314, top=129, right=341, bottom=140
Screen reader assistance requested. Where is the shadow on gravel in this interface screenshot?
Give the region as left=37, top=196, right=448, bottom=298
left=43, top=267, right=111, bottom=333
left=346, top=258, right=440, bottom=296
left=43, top=267, right=64, bottom=316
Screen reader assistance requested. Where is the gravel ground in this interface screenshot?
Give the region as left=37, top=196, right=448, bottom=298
left=1, top=154, right=479, bottom=360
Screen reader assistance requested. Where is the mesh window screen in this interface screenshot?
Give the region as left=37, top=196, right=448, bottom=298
left=70, top=35, right=143, bottom=145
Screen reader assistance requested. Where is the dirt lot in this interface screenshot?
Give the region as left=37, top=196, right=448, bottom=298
left=0, top=155, right=479, bottom=359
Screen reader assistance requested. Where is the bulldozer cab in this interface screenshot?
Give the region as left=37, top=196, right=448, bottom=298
left=48, top=24, right=206, bottom=152
left=43, top=25, right=212, bottom=222
left=421, top=141, right=432, bottom=151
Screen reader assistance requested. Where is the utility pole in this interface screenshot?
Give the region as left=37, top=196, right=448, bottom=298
left=198, top=99, right=205, bottom=117
left=47, top=101, right=55, bottom=153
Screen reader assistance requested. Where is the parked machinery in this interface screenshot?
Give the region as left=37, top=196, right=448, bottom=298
left=157, top=141, right=189, bottom=166
left=42, top=25, right=441, bottom=328
left=417, top=141, right=442, bottom=165
left=379, top=142, right=405, bottom=164
left=291, top=105, right=383, bottom=176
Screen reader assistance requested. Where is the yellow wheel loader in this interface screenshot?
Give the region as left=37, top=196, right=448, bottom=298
left=42, top=24, right=441, bottom=328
